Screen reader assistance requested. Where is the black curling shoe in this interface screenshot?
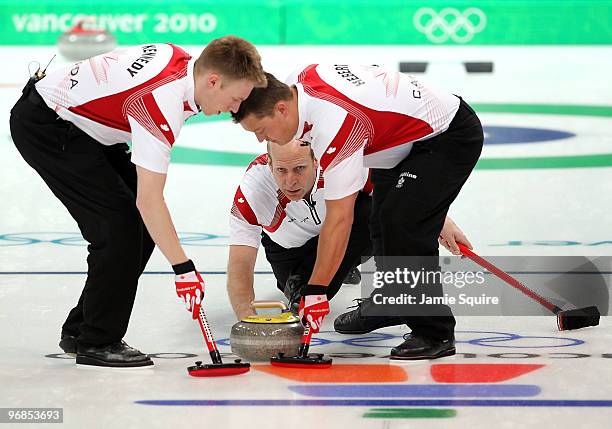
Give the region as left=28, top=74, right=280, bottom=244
left=390, top=334, right=456, bottom=360
left=334, top=298, right=407, bottom=334
left=76, top=341, right=154, bottom=368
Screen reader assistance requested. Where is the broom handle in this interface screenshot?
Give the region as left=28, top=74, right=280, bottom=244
left=457, top=243, right=561, bottom=314
left=197, top=306, right=222, bottom=364
left=298, top=323, right=313, bottom=357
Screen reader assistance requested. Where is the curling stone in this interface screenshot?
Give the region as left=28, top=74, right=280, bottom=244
left=230, top=301, right=304, bottom=361
left=57, top=21, right=117, bottom=61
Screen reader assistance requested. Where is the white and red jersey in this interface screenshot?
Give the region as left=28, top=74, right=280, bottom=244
left=229, top=154, right=371, bottom=249
left=35, top=43, right=199, bottom=173
left=286, top=64, right=460, bottom=199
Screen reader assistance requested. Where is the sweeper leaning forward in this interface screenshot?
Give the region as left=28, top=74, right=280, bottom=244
left=10, top=37, right=267, bottom=368
left=232, top=66, right=484, bottom=360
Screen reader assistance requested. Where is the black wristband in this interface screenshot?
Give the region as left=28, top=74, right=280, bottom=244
left=301, top=284, right=328, bottom=297
left=172, top=259, right=196, bottom=275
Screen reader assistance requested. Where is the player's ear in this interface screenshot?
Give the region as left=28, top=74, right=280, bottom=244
left=207, top=72, right=220, bottom=89
left=276, top=100, right=288, bottom=117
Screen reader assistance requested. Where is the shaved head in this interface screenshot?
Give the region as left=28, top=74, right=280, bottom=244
left=267, top=139, right=318, bottom=201
left=267, top=139, right=314, bottom=164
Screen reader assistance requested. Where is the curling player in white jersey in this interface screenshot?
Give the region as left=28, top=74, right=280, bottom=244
left=9, top=36, right=266, bottom=368
left=227, top=139, right=371, bottom=321
left=227, top=136, right=472, bottom=329
left=232, top=68, right=483, bottom=360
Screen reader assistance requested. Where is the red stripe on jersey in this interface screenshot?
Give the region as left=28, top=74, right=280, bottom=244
left=68, top=44, right=190, bottom=135
left=317, top=172, right=325, bottom=190
left=327, top=116, right=368, bottom=172
left=262, top=211, right=287, bottom=233
left=232, top=186, right=259, bottom=226
left=246, top=153, right=269, bottom=171
left=126, top=92, right=175, bottom=146
left=298, top=65, right=434, bottom=158
left=263, top=191, right=290, bottom=233
left=319, top=114, right=362, bottom=171
left=183, top=100, right=195, bottom=112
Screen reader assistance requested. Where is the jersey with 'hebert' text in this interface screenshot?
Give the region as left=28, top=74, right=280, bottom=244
left=285, top=64, right=460, bottom=199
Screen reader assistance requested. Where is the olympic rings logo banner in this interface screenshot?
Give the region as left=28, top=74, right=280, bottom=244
left=413, top=7, right=487, bottom=44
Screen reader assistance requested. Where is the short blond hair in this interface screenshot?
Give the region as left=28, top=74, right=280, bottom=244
left=194, top=35, right=266, bottom=87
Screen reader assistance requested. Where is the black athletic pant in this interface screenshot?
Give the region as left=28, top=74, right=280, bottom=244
left=369, top=97, right=483, bottom=340
left=9, top=80, right=155, bottom=346
left=262, top=192, right=372, bottom=299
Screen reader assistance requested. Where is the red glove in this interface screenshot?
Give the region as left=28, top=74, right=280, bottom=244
left=298, top=285, right=330, bottom=333
left=173, top=260, right=205, bottom=320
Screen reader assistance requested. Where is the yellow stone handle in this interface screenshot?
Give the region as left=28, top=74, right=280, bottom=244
left=251, top=300, right=288, bottom=311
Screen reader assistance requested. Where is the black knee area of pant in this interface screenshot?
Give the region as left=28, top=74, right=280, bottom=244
left=88, top=207, right=145, bottom=266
